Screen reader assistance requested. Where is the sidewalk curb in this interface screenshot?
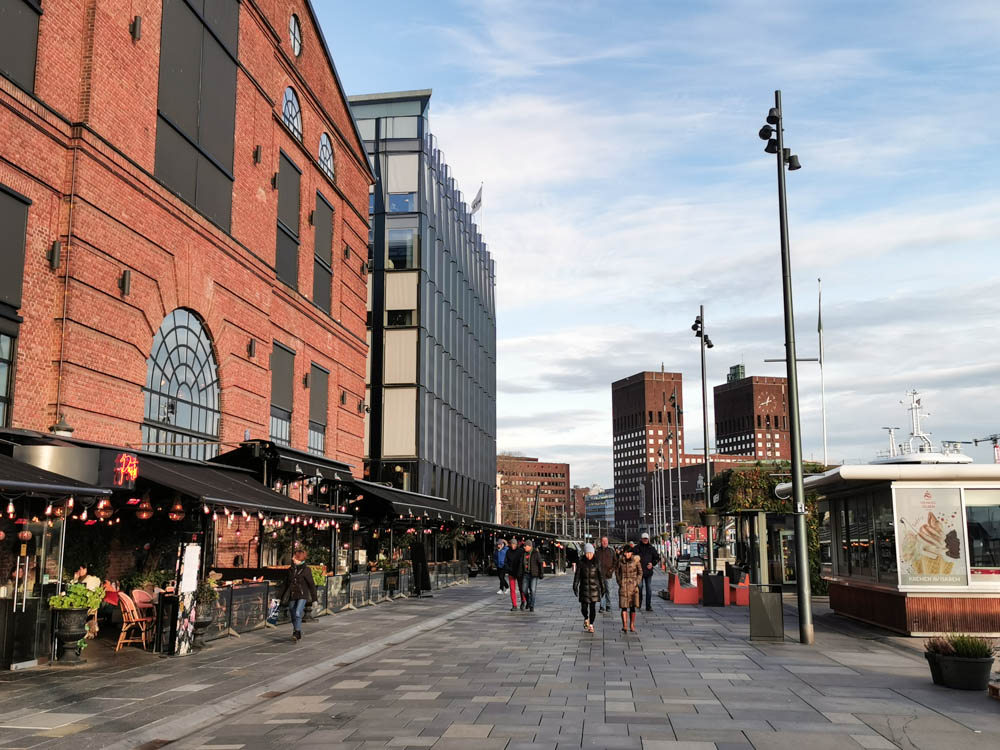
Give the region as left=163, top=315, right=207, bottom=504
left=106, top=595, right=494, bottom=750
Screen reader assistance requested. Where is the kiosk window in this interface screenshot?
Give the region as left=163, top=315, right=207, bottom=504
left=966, top=489, right=1000, bottom=574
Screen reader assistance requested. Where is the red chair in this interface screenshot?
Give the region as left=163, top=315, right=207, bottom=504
left=729, top=575, right=750, bottom=606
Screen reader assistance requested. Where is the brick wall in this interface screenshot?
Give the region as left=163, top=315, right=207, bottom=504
left=1, top=0, right=370, bottom=469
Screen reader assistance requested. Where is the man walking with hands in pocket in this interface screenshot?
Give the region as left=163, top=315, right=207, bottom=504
left=637, top=532, right=660, bottom=612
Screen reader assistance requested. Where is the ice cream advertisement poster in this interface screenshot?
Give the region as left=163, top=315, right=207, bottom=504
left=896, top=488, right=968, bottom=587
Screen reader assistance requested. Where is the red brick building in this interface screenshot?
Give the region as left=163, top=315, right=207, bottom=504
left=496, top=455, right=570, bottom=530
left=0, top=0, right=371, bottom=464
left=713, top=365, right=790, bottom=460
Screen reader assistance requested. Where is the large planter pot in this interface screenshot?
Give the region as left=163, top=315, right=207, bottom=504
left=938, top=654, right=994, bottom=690
left=468, top=566, right=479, bottom=578
left=192, top=607, right=215, bottom=650
left=54, top=608, right=90, bottom=663
left=924, top=652, right=944, bottom=685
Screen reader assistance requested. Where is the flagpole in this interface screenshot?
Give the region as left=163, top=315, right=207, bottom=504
left=818, top=278, right=828, bottom=465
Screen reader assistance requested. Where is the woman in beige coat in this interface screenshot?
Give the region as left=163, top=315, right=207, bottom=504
left=615, top=542, right=643, bottom=633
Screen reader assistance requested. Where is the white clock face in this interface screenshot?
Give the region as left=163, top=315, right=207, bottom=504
left=758, top=394, right=773, bottom=409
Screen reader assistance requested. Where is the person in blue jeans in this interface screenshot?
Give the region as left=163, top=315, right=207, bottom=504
left=494, top=539, right=509, bottom=594
left=518, top=540, right=544, bottom=611
left=278, top=547, right=317, bottom=642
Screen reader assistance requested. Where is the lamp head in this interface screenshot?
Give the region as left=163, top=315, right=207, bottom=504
left=787, top=154, right=802, bottom=170
left=764, top=139, right=778, bottom=154
left=758, top=124, right=773, bottom=141
left=705, top=336, right=714, bottom=349
left=766, top=107, right=779, bottom=125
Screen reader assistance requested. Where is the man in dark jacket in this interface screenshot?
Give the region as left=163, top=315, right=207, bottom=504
left=278, top=548, right=317, bottom=642
left=494, top=540, right=509, bottom=594
left=594, top=536, right=616, bottom=613
left=636, top=532, right=661, bottom=611
left=518, top=540, right=544, bottom=611
left=504, top=538, right=524, bottom=611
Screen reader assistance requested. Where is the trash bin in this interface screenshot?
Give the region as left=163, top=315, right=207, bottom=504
left=702, top=573, right=727, bottom=607
left=748, top=584, right=784, bottom=641
left=154, top=593, right=179, bottom=655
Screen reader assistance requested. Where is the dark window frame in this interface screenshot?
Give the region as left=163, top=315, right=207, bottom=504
left=312, top=191, right=333, bottom=312
left=0, top=332, right=16, bottom=428
left=282, top=86, right=303, bottom=141
left=0, top=0, right=41, bottom=93
left=275, top=151, right=301, bottom=289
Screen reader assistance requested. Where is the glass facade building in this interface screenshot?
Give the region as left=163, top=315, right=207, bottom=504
left=349, top=91, right=497, bottom=522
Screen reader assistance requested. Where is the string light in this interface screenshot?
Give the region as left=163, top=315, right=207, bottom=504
left=203, top=504, right=210, bottom=514
left=45, top=503, right=53, bottom=517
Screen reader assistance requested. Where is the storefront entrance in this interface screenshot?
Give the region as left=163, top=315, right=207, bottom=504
left=779, top=529, right=797, bottom=585
left=0, top=518, right=66, bottom=669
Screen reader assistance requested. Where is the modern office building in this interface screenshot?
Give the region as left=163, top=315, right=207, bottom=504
left=714, top=365, right=790, bottom=460
left=348, top=90, right=497, bottom=521
left=585, top=486, right=615, bottom=527
left=496, top=455, right=570, bottom=530
left=611, top=371, right=686, bottom=531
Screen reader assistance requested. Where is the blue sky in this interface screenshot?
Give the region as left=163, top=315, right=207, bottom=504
left=318, top=0, right=1000, bottom=486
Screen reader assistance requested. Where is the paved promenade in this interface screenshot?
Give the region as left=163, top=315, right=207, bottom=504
left=1, top=572, right=998, bottom=749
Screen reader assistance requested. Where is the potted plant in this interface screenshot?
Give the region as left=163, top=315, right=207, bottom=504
left=699, top=509, right=719, bottom=528
left=49, top=583, right=105, bottom=663
left=926, top=634, right=996, bottom=690
left=467, top=551, right=480, bottom=577
left=192, top=578, right=218, bottom=649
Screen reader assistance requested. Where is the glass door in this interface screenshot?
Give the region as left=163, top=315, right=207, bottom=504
left=780, top=529, right=797, bottom=585
left=2, top=519, right=64, bottom=669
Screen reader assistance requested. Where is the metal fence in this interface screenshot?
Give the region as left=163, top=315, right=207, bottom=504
left=196, top=564, right=468, bottom=645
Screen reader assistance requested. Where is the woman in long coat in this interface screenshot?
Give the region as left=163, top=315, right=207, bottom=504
left=573, top=543, right=606, bottom=633
left=615, top=542, right=643, bottom=633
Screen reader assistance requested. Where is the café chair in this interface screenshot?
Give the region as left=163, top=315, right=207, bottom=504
left=131, top=588, right=157, bottom=620
left=116, top=592, right=156, bottom=652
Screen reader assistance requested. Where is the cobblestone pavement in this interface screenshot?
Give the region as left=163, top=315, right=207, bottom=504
left=2, top=573, right=998, bottom=749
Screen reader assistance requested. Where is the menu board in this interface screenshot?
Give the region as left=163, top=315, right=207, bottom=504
left=896, top=488, right=967, bottom=586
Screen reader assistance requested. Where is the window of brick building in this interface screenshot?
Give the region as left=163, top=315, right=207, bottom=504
left=318, top=133, right=334, bottom=181
left=308, top=364, right=328, bottom=456
left=0, top=0, right=40, bottom=93
left=288, top=13, right=302, bottom=57
left=275, top=152, right=301, bottom=288
left=142, top=309, right=220, bottom=460
left=270, top=343, right=294, bottom=446
left=155, top=0, right=238, bottom=231
left=0, top=182, right=30, bottom=425
left=312, top=192, right=333, bottom=312
left=282, top=86, right=302, bottom=141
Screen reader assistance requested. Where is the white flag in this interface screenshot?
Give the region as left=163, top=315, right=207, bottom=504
left=470, top=184, right=482, bottom=214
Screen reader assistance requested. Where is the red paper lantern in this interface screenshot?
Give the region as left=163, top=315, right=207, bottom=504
left=18, top=528, right=32, bottom=542
left=167, top=498, right=186, bottom=522
left=136, top=498, right=154, bottom=520
left=95, top=499, right=113, bottom=521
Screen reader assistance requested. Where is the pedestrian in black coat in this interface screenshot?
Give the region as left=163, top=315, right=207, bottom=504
left=573, top=543, right=606, bottom=632
left=504, top=539, right=525, bottom=610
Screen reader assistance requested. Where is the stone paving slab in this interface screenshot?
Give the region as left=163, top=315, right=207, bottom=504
left=4, top=571, right=1000, bottom=749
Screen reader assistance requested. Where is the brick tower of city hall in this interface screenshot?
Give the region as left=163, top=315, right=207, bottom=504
left=0, top=0, right=372, bottom=467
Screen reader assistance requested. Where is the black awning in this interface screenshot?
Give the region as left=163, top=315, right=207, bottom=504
left=0, top=453, right=111, bottom=497
left=138, top=455, right=349, bottom=520
left=211, top=440, right=352, bottom=481
left=342, top=479, right=474, bottom=522
left=478, top=522, right=557, bottom=541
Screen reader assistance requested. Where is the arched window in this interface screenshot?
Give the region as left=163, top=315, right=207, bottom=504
left=282, top=87, right=302, bottom=141
left=318, top=132, right=334, bottom=180
left=142, top=309, right=220, bottom=460
left=288, top=14, right=302, bottom=57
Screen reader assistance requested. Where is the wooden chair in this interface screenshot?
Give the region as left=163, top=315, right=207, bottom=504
left=131, top=589, right=157, bottom=620
left=116, top=592, right=156, bottom=652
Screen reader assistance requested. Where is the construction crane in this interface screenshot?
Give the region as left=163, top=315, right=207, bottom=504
left=973, top=434, right=1000, bottom=464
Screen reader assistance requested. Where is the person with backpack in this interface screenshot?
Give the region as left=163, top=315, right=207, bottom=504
left=494, top=539, right=509, bottom=594
left=573, top=543, right=606, bottom=633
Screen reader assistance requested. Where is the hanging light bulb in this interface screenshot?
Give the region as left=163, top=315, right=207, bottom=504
left=241, top=509, right=248, bottom=519
left=95, top=498, right=113, bottom=521
left=235, top=527, right=241, bottom=538
left=212, top=510, right=219, bottom=522
left=45, top=503, right=53, bottom=517
left=67, top=497, right=74, bottom=509
left=203, top=504, right=210, bottom=514
left=0, top=530, right=5, bottom=541
left=320, top=484, right=328, bottom=494
left=136, top=497, right=154, bottom=520
left=224, top=507, right=231, bottom=516
left=257, top=510, right=264, bottom=520
left=80, top=508, right=88, bottom=521
left=168, top=498, right=186, bottom=522
left=6, top=500, right=13, bottom=517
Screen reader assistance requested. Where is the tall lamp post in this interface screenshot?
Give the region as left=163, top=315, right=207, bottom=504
left=758, top=89, right=814, bottom=645
left=692, top=306, right=714, bottom=573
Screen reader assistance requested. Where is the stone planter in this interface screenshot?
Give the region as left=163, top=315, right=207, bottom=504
left=192, top=608, right=215, bottom=650
left=924, top=652, right=944, bottom=685
left=54, top=608, right=90, bottom=664
left=938, top=654, right=994, bottom=690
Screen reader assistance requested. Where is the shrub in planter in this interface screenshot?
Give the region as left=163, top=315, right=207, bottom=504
left=49, top=584, right=105, bottom=662
left=192, top=579, right=218, bottom=649
left=925, top=634, right=996, bottom=690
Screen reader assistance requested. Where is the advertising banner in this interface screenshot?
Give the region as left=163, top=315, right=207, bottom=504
left=896, top=488, right=967, bottom=586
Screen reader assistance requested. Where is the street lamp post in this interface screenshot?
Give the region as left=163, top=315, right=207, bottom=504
left=692, top=306, right=714, bottom=573
left=758, top=89, right=814, bottom=645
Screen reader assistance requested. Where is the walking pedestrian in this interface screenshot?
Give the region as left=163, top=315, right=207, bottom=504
left=595, top=536, right=615, bottom=613
left=505, top=538, right=524, bottom=611
left=277, top=547, right=317, bottom=642
left=616, top=542, right=643, bottom=633
left=518, top=539, right=543, bottom=612
left=494, top=539, right=509, bottom=594
left=573, top=543, right=606, bottom=633
left=636, top=532, right=661, bottom=612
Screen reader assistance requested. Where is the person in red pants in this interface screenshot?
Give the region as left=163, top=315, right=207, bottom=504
left=504, top=538, right=524, bottom=610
